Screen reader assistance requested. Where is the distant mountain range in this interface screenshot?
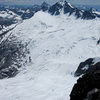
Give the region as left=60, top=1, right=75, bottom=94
left=48, top=1, right=100, bottom=19
left=76, top=5, right=100, bottom=11
left=0, top=1, right=100, bottom=30
left=0, top=1, right=100, bottom=19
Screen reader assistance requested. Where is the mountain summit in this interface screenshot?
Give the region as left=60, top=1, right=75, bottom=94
left=0, top=1, right=100, bottom=20
left=41, top=2, right=50, bottom=11
left=48, top=0, right=100, bottom=19
left=48, top=0, right=76, bottom=15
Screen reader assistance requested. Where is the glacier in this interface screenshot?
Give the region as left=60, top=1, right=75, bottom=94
left=0, top=11, right=100, bottom=100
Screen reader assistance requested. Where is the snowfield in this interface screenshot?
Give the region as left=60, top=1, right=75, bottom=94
left=0, top=10, right=22, bottom=20
left=0, top=11, right=100, bottom=100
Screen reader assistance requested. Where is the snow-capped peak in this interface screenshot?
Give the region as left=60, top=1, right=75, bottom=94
left=90, top=8, right=97, bottom=12
left=41, top=1, right=49, bottom=7
left=59, top=0, right=65, bottom=6
left=58, top=0, right=74, bottom=8
left=90, top=8, right=100, bottom=15
left=67, top=2, right=74, bottom=8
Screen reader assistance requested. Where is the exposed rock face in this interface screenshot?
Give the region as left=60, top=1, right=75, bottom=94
left=74, top=57, right=100, bottom=77
left=97, top=39, right=100, bottom=45
left=82, top=11, right=96, bottom=19
left=90, top=8, right=100, bottom=18
left=0, top=34, right=29, bottom=79
left=48, top=1, right=100, bottom=19
left=41, top=2, right=50, bottom=11
left=48, top=1, right=81, bottom=16
left=70, top=71, right=100, bottom=100
left=48, top=2, right=63, bottom=15
left=72, top=57, right=100, bottom=99
left=0, top=18, right=15, bottom=29
left=0, top=11, right=21, bottom=31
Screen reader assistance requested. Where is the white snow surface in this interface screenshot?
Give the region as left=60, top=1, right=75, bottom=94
left=58, top=1, right=74, bottom=8
left=93, top=11, right=100, bottom=15
left=93, top=57, right=100, bottom=65
left=67, top=3, right=74, bottom=8
left=0, top=11, right=100, bottom=100
left=0, top=10, right=22, bottom=20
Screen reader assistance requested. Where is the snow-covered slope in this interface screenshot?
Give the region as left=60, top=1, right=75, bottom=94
left=0, top=10, right=22, bottom=31
left=0, top=11, right=100, bottom=100
left=0, top=10, right=21, bottom=20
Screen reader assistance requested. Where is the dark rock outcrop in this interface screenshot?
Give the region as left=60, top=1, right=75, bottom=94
left=48, top=1, right=81, bottom=17
left=48, top=2, right=63, bottom=15
left=0, top=18, right=15, bottom=28
left=90, top=8, right=100, bottom=18
left=0, top=34, right=29, bottom=79
left=82, top=10, right=96, bottom=19
left=74, top=57, right=100, bottom=77
left=41, top=2, right=50, bottom=11
left=48, top=0, right=100, bottom=19
left=97, top=39, right=100, bottom=45
left=70, top=70, right=100, bottom=100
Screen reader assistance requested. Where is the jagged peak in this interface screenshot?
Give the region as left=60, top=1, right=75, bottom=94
left=57, top=0, right=75, bottom=8
left=89, top=8, right=100, bottom=15
left=58, top=0, right=65, bottom=6
left=41, top=1, right=49, bottom=7
left=67, top=2, right=74, bottom=8
left=90, top=8, right=97, bottom=12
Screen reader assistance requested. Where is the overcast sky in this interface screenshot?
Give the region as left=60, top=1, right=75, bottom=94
left=0, top=0, right=100, bottom=5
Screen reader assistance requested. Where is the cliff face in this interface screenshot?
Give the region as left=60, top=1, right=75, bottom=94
left=71, top=57, right=100, bottom=100
left=75, top=57, right=100, bottom=77
left=0, top=32, right=29, bottom=79
left=70, top=70, right=100, bottom=100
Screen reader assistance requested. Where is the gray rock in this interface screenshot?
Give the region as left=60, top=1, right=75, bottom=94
left=70, top=70, right=100, bottom=100
left=74, top=57, right=100, bottom=77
